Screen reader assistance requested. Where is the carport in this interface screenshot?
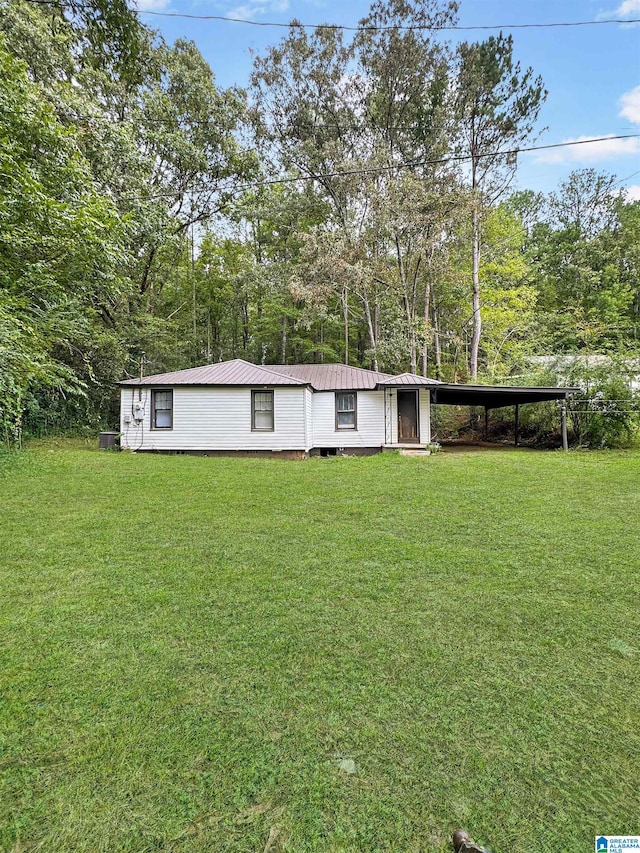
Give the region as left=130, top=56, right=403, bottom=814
left=430, top=384, right=579, bottom=450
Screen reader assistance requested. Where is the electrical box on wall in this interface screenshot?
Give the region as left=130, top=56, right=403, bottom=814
left=133, top=400, right=144, bottom=421
left=123, top=414, right=132, bottom=424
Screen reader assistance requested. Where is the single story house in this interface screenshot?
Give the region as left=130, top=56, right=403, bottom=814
left=119, top=359, right=576, bottom=455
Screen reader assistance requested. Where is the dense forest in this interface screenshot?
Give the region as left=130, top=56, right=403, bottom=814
left=1, top=0, right=639, bottom=446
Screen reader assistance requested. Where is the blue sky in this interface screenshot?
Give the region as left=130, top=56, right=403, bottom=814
left=136, top=0, right=640, bottom=198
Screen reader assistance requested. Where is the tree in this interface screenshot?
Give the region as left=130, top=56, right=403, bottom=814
left=527, top=171, right=638, bottom=353
left=455, top=32, right=546, bottom=378
left=615, top=197, right=640, bottom=343
left=1, top=0, right=256, bottom=431
left=250, top=0, right=461, bottom=372
left=0, top=39, right=129, bottom=443
left=475, top=205, right=537, bottom=376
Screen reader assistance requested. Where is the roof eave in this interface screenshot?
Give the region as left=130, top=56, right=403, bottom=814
left=432, top=384, right=581, bottom=395
left=117, top=379, right=309, bottom=388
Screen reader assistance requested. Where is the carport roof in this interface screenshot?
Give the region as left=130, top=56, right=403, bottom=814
left=430, top=383, right=579, bottom=409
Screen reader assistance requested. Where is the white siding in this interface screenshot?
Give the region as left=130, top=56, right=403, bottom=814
left=387, top=391, right=397, bottom=445
left=311, top=390, right=386, bottom=448
left=120, top=386, right=309, bottom=451
left=419, top=390, right=431, bottom=444
left=304, top=387, right=314, bottom=449
left=119, top=384, right=431, bottom=452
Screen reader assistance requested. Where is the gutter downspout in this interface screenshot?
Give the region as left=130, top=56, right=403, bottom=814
left=432, top=388, right=438, bottom=442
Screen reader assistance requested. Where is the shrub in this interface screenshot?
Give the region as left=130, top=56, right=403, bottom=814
left=519, top=358, right=640, bottom=448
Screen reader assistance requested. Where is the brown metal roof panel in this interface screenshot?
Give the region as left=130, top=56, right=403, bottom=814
left=378, top=372, right=442, bottom=386
left=120, top=359, right=307, bottom=386
left=265, top=363, right=394, bottom=390
left=221, top=359, right=308, bottom=385
left=121, top=360, right=442, bottom=391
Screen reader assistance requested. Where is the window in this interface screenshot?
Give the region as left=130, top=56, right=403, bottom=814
left=336, top=392, right=357, bottom=429
left=151, top=389, right=173, bottom=429
left=252, top=390, right=274, bottom=431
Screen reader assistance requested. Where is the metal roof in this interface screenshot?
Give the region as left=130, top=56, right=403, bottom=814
left=119, top=359, right=307, bottom=387
left=264, top=363, right=395, bottom=391
left=119, top=359, right=576, bottom=405
left=378, top=372, right=442, bottom=387
left=431, top=383, right=580, bottom=408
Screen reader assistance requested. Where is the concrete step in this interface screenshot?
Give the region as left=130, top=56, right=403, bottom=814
left=400, top=448, right=431, bottom=457
left=382, top=443, right=427, bottom=451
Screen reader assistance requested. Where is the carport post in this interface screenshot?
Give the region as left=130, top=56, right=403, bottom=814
left=561, top=400, right=568, bottom=451
left=484, top=406, right=489, bottom=440
left=514, top=404, right=519, bottom=446
left=432, top=388, right=438, bottom=440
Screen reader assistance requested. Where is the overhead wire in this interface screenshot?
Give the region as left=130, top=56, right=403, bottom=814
left=217, top=135, right=640, bottom=195
left=68, top=134, right=639, bottom=204
left=20, top=1, right=640, bottom=30
left=135, top=9, right=640, bottom=31
left=20, top=1, right=638, bottom=199
left=612, top=169, right=640, bottom=188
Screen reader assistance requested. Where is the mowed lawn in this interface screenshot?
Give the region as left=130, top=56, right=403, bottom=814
left=1, top=444, right=638, bottom=853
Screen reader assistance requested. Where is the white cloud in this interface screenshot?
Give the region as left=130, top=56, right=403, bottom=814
left=598, top=0, right=640, bottom=24
left=619, top=85, right=640, bottom=124
left=612, top=0, right=640, bottom=14
left=133, top=0, right=171, bottom=10
left=624, top=184, right=640, bottom=200
left=533, top=134, right=640, bottom=164
left=226, top=0, right=289, bottom=19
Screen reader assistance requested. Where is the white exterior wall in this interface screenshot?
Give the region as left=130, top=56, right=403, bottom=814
left=311, top=390, right=386, bottom=448
left=120, top=386, right=310, bottom=452
left=419, top=391, right=431, bottom=444
left=304, top=387, right=314, bottom=448
left=385, top=390, right=396, bottom=445
left=119, top=384, right=431, bottom=452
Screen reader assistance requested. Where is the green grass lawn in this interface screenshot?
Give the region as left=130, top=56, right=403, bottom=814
left=1, top=442, right=638, bottom=853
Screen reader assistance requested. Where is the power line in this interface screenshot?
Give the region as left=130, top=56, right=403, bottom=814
left=613, top=169, right=640, bottom=188
left=221, top=134, right=640, bottom=194
left=136, top=9, right=640, bottom=31
left=52, top=134, right=639, bottom=204
left=22, top=0, right=640, bottom=31
left=35, top=130, right=640, bottom=207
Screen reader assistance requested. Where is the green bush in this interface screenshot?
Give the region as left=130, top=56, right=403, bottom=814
left=519, top=358, right=640, bottom=448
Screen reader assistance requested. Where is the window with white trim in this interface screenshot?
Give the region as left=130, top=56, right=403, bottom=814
left=252, top=390, right=274, bottom=431
left=336, top=392, right=357, bottom=429
left=151, top=389, right=173, bottom=429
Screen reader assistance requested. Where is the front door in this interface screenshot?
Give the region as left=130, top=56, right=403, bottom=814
left=397, top=390, right=419, bottom=442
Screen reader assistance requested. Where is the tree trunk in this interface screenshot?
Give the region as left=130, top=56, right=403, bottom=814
left=343, top=284, right=349, bottom=365
left=140, top=246, right=157, bottom=298
left=470, top=201, right=482, bottom=380
left=395, top=233, right=416, bottom=374
left=362, top=296, right=378, bottom=371
left=422, top=278, right=431, bottom=377
left=432, top=301, right=442, bottom=381
left=281, top=315, right=287, bottom=363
